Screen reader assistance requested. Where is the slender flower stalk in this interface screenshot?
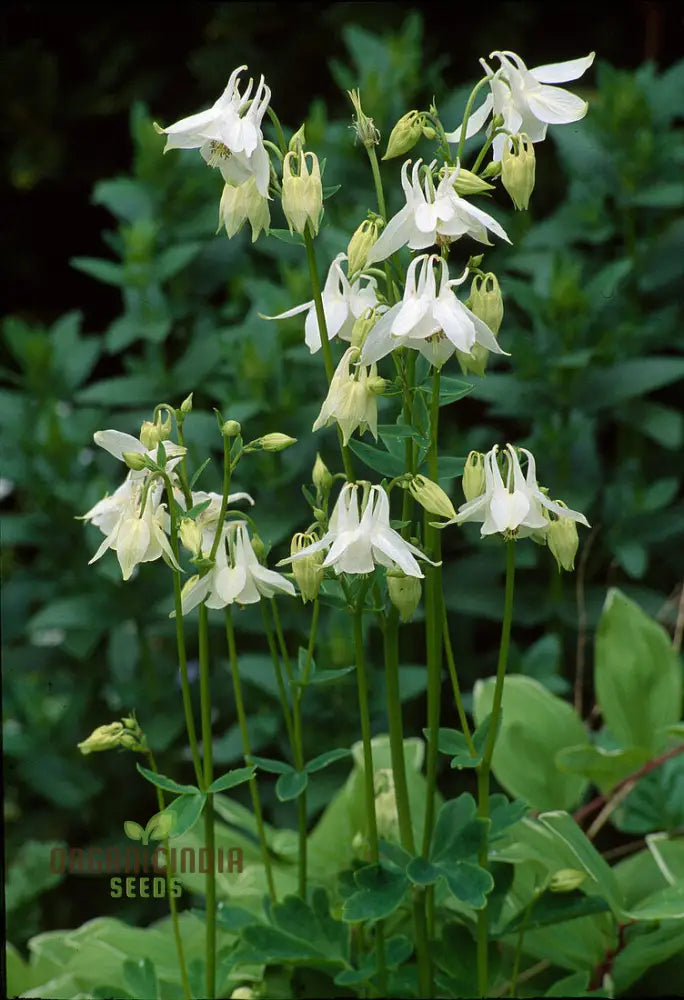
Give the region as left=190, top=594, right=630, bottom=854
left=225, top=608, right=277, bottom=901
left=145, top=747, right=191, bottom=1000
left=197, top=603, right=216, bottom=1000
left=476, top=539, right=516, bottom=998
left=294, top=597, right=320, bottom=896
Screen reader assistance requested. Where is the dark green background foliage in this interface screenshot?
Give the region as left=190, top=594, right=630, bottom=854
left=2, top=0, right=683, bottom=975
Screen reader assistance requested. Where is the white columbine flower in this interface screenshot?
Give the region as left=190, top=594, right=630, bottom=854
left=450, top=443, right=590, bottom=538
left=180, top=521, right=295, bottom=614
left=366, top=159, right=510, bottom=264
left=263, top=253, right=381, bottom=353
left=156, top=65, right=272, bottom=196
left=280, top=483, right=436, bottom=578
left=446, top=50, right=595, bottom=162
left=361, top=254, right=506, bottom=368
left=313, top=346, right=384, bottom=445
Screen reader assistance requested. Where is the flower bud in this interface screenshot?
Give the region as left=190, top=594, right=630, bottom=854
left=219, top=176, right=270, bottom=242
left=347, top=218, right=382, bottom=275
left=387, top=569, right=422, bottom=622
left=456, top=344, right=490, bottom=378
left=180, top=518, right=203, bottom=556
left=549, top=868, right=587, bottom=893
left=312, top=454, right=333, bottom=495
left=288, top=123, right=306, bottom=154
left=408, top=474, right=457, bottom=520
left=547, top=504, right=580, bottom=572
left=421, top=125, right=436, bottom=139
left=351, top=308, right=379, bottom=350
left=481, top=160, right=502, bottom=180
left=122, top=451, right=148, bottom=472
left=290, top=532, right=324, bottom=602
left=251, top=533, right=266, bottom=562
left=469, top=272, right=503, bottom=336
left=139, top=421, right=161, bottom=451
left=451, top=167, right=495, bottom=196
left=383, top=111, right=423, bottom=160
left=462, top=451, right=486, bottom=501
left=348, top=89, right=380, bottom=148
left=250, top=433, right=296, bottom=452
left=222, top=420, right=242, bottom=438
left=366, top=374, right=387, bottom=395
left=282, top=151, right=323, bottom=236
left=374, top=768, right=400, bottom=841
left=501, top=133, right=536, bottom=211
left=78, top=719, right=144, bottom=755
left=180, top=393, right=193, bottom=415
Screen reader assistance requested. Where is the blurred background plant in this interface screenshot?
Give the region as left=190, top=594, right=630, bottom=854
left=2, top=2, right=683, bottom=985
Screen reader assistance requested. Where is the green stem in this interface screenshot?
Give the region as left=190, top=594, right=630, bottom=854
left=382, top=607, right=414, bottom=853
left=293, top=598, right=319, bottom=897
left=225, top=608, right=277, bottom=901
left=260, top=602, right=295, bottom=750
left=164, top=473, right=203, bottom=789
left=303, top=229, right=356, bottom=482
left=270, top=598, right=295, bottom=686
left=198, top=604, right=215, bottom=999
left=353, top=585, right=387, bottom=995
left=145, top=748, right=191, bottom=1000
left=442, top=601, right=475, bottom=754
left=456, top=76, right=490, bottom=164
left=266, top=106, right=288, bottom=155
left=476, top=539, right=516, bottom=999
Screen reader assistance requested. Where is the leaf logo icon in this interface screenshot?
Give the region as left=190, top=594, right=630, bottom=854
left=124, top=820, right=145, bottom=842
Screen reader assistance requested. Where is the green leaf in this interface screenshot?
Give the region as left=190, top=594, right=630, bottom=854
left=145, top=811, right=175, bottom=841
left=123, top=821, right=144, bottom=842
left=307, top=664, right=356, bottom=685
left=155, top=242, right=202, bottom=281
left=208, top=766, right=256, bottom=794
left=555, top=744, right=651, bottom=795
left=276, top=769, right=309, bottom=802
left=70, top=256, right=124, bottom=286
left=498, top=890, right=610, bottom=936
left=92, top=177, right=153, bottom=222
left=159, top=792, right=206, bottom=838
left=305, top=748, right=352, bottom=774
left=248, top=755, right=294, bottom=775
left=627, top=884, right=684, bottom=920
left=235, top=889, right=349, bottom=966
left=406, top=856, right=442, bottom=886
left=421, top=375, right=474, bottom=406
left=123, top=957, right=158, bottom=1000
left=538, top=811, right=624, bottom=915
left=577, top=357, right=684, bottom=411
left=347, top=439, right=405, bottom=477
left=595, top=588, right=683, bottom=753
left=269, top=228, right=305, bottom=246
left=473, top=675, right=590, bottom=811
left=76, top=375, right=163, bottom=406
left=136, top=763, right=199, bottom=795
left=342, top=862, right=409, bottom=922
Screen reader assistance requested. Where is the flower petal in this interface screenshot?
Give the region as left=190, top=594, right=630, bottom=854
left=526, top=85, right=589, bottom=125
left=531, top=52, right=595, bottom=84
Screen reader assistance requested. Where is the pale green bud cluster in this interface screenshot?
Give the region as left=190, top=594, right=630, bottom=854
left=462, top=451, right=486, bottom=501
left=409, top=474, right=457, bottom=520
left=140, top=412, right=172, bottom=451
left=282, top=150, right=323, bottom=236
left=312, top=454, right=333, bottom=495
left=348, top=89, right=380, bottom=148
left=122, top=451, right=149, bottom=472
left=180, top=517, right=203, bottom=557
left=548, top=868, right=587, bottom=892
left=383, top=110, right=424, bottom=160
left=547, top=502, right=580, bottom=571
left=351, top=308, right=380, bottom=351
left=450, top=167, right=495, bottom=197
left=218, top=176, right=270, bottom=242
left=347, top=217, right=382, bottom=275
left=501, top=133, right=536, bottom=211
left=290, top=532, right=324, bottom=602
left=247, top=432, right=296, bottom=452
left=469, top=272, right=504, bottom=336
left=78, top=716, right=146, bottom=756
left=387, top=569, right=422, bottom=622
left=222, top=419, right=242, bottom=438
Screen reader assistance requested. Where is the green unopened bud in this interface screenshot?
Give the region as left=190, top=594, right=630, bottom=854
left=312, top=506, right=326, bottom=524
left=451, top=167, right=495, bottom=196
left=383, top=110, right=423, bottom=160
left=139, top=421, right=161, bottom=450
left=180, top=392, right=193, bottom=415
left=251, top=533, right=266, bottom=562
left=122, top=451, right=148, bottom=472
left=348, top=89, right=380, bottom=148
left=374, top=768, right=400, bottom=841
left=421, top=125, right=436, bottom=139
left=547, top=506, right=580, bottom=572
left=387, top=570, right=422, bottom=622
left=78, top=719, right=144, bottom=755
left=501, top=133, right=536, bottom=211
left=288, top=123, right=306, bottom=154
left=347, top=218, right=382, bottom=275
left=222, top=420, right=242, bottom=438
left=312, top=454, right=333, bottom=494
left=249, top=433, right=296, bottom=452
left=180, top=518, right=203, bottom=556
left=470, top=272, right=503, bottom=335
left=291, top=532, right=324, bottom=602
left=219, top=176, right=270, bottom=242
left=456, top=344, right=490, bottom=378
left=549, top=868, right=587, bottom=893
left=282, top=150, right=323, bottom=236
left=409, top=474, right=457, bottom=520
left=462, top=451, right=486, bottom=501
left=366, top=374, right=387, bottom=395
left=230, top=988, right=256, bottom=1000
left=350, top=308, right=377, bottom=350
left=481, top=160, right=502, bottom=179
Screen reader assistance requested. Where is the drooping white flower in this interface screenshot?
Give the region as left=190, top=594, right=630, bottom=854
left=450, top=443, right=590, bottom=538
left=263, top=253, right=381, bottom=353
left=280, top=483, right=436, bottom=578
left=156, top=66, right=272, bottom=195
left=446, top=51, right=595, bottom=161
left=360, top=254, right=506, bottom=367
left=366, top=159, right=510, bottom=265
left=180, top=521, right=295, bottom=614
left=313, top=346, right=384, bottom=445
left=218, top=175, right=270, bottom=241
left=93, top=429, right=187, bottom=476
